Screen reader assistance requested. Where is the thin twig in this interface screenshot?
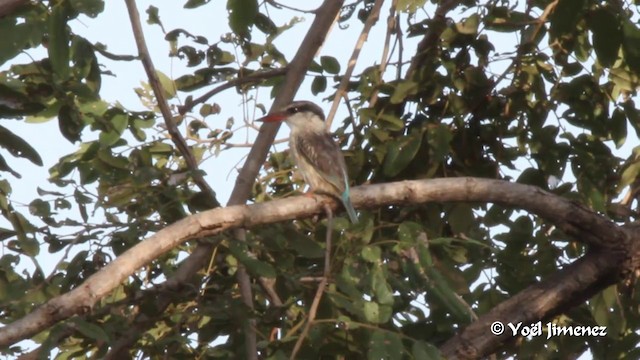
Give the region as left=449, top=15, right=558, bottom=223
left=224, top=2, right=346, bottom=359
left=290, top=204, right=334, bottom=359
left=125, top=0, right=219, bottom=208
left=326, top=0, right=385, bottom=127
left=492, top=0, right=558, bottom=88
left=395, top=12, right=403, bottom=80
left=178, top=68, right=288, bottom=115
left=101, top=2, right=346, bottom=359
left=369, top=0, right=398, bottom=108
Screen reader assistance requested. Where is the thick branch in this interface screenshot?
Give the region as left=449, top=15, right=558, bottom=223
left=227, top=0, right=345, bottom=206
left=440, top=249, right=622, bottom=359
left=103, top=1, right=346, bottom=357
left=0, top=177, right=630, bottom=346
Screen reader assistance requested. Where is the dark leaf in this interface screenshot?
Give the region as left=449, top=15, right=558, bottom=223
left=311, top=76, right=327, bottom=95
left=0, top=125, right=43, bottom=166
left=184, top=0, right=211, bottom=9
left=588, top=6, right=622, bottom=68
left=320, top=55, right=340, bottom=74
left=48, top=3, right=70, bottom=80
left=58, top=104, right=84, bottom=143
left=227, top=0, right=258, bottom=39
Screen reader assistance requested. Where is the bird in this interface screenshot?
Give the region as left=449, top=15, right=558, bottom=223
left=257, top=100, right=358, bottom=223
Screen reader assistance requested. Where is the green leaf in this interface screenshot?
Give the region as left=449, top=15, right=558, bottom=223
left=619, top=161, right=640, bottom=190
left=360, top=245, right=381, bottom=263
left=320, top=56, right=340, bottom=74
left=456, top=14, right=480, bottom=35
left=610, top=108, right=627, bottom=148
left=390, top=80, right=418, bottom=104
left=0, top=125, right=43, bottom=166
left=363, top=301, right=392, bottom=324
left=412, top=341, right=443, bottom=359
left=0, top=19, right=43, bottom=66
left=156, top=70, right=177, bottom=99
left=367, top=331, right=403, bottom=360
left=146, top=5, right=162, bottom=26
left=70, top=0, right=104, bottom=18
left=588, top=6, right=622, bottom=68
left=516, top=168, right=546, bottom=188
left=549, top=0, right=587, bottom=38
left=383, top=133, right=422, bottom=177
left=58, top=104, right=84, bottom=143
left=590, top=285, right=624, bottom=338
left=371, top=267, right=394, bottom=305
left=398, top=221, right=423, bottom=244
left=377, top=113, right=404, bottom=131
left=622, top=20, right=640, bottom=74
left=48, top=3, right=70, bottom=80
left=397, top=0, right=427, bottom=14
left=428, top=124, right=453, bottom=159
left=72, top=318, right=110, bottom=342
left=29, top=199, right=51, bottom=218
left=311, top=76, right=327, bottom=95
left=255, top=13, right=277, bottom=35
left=229, top=242, right=276, bottom=278
left=423, top=266, right=473, bottom=323
left=184, top=0, right=211, bottom=9
left=288, top=233, right=324, bottom=258
left=227, top=0, right=258, bottom=39
left=447, top=204, right=474, bottom=234
left=0, top=155, right=20, bottom=178
left=99, top=113, right=129, bottom=146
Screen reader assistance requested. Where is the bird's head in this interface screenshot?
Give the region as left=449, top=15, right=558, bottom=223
left=257, top=100, right=326, bottom=131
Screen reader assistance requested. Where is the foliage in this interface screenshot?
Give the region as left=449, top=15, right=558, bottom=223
left=0, top=0, right=639, bottom=359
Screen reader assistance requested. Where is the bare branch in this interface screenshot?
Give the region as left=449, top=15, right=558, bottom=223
left=290, top=204, right=334, bottom=359
left=177, top=68, right=288, bottom=115
left=103, top=1, right=348, bottom=358
left=125, top=0, right=219, bottom=207
left=440, top=249, right=622, bottom=359
left=0, top=177, right=633, bottom=347
left=369, top=0, right=398, bottom=108
left=326, top=0, right=385, bottom=127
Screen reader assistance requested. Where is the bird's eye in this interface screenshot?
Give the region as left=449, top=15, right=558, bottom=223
left=288, top=107, right=298, bottom=114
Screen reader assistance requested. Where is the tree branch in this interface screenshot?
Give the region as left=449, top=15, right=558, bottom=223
left=326, top=0, right=384, bottom=127
left=177, top=67, right=288, bottom=115
left=440, top=249, right=623, bottom=359
left=125, top=0, right=219, bottom=208
left=0, top=177, right=634, bottom=347
left=103, top=1, right=347, bottom=358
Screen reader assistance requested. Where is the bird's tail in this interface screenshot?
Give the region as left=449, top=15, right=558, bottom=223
left=341, top=191, right=358, bottom=224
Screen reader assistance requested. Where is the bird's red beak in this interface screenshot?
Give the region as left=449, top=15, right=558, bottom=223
left=256, top=111, right=287, bottom=123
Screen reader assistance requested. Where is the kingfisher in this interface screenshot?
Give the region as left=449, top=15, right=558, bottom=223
left=257, top=100, right=358, bottom=223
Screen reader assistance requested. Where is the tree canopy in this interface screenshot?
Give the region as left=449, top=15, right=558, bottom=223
left=1, top=0, right=640, bottom=359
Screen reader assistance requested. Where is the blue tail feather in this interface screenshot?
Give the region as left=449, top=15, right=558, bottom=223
left=341, top=190, right=358, bottom=224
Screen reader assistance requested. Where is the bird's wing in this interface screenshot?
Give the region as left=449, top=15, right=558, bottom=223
left=295, top=132, right=349, bottom=192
